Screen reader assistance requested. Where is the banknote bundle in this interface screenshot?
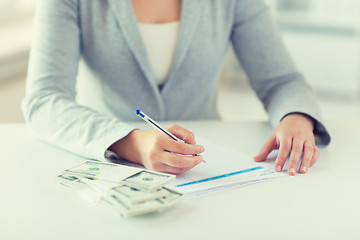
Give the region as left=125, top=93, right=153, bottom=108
left=57, top=161, right=184, bottom=217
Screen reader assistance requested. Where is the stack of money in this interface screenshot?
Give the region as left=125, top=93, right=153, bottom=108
left=57, top=161, right=184, bottom=217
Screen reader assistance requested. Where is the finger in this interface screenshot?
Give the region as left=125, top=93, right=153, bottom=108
left=287, top=138, right=304, bottom=176
left=143, top=155, right=196, bottom=175
left=162, top=152, right=203, bottom=168
left=156, top=164, right=195, bottom=175
left=162, top=139, right=205, bottom=155
left=299, top=140, right=315, bottom=174
left=310, top=146, right=319, bottom=167
left=166, top=124, right=196, bottom=144
left=253, top=133, right=277, bottom=162
left=144, top=158, right=194, bottom=175
left=274, top=136, right=292, bottom=172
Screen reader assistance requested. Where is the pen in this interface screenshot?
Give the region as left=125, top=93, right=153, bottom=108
left=136, top=109, right=183, bottom=142
left=135, top=109, right=206, bottom=162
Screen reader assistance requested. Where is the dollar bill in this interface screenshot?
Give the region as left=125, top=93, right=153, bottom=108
left=122, top=170, right=175, bottom=192
left=62, top=161, right=175, bottom=191
left=57, top=174, right=88, bottom=193
left=111, top=185, right=171, bottom=205
left=62, top=161, right=124, bottom=179
left=58, top=161, right=184, bottom=217
left=58, top=174, right=80, bottom=184
left=99, top=193, right=183, bottom=218
left=159, top=187, right=185, bottom=206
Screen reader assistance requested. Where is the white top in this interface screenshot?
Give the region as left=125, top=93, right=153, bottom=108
left=138, top=22, right=179, bottom=85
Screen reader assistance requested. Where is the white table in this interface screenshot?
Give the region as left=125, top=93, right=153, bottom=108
left=0, top=121, right=359, bottom=240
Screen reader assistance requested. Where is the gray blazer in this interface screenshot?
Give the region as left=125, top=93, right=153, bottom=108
left=22, top=0, right=330, bottom=160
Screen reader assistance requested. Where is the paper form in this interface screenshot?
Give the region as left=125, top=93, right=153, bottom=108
left=116, top=137, right=285, bottom=198
left=169, top=138, right=285, bottom=197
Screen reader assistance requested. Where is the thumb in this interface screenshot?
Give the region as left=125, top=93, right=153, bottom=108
left=253, top=134, right=277, bottom=162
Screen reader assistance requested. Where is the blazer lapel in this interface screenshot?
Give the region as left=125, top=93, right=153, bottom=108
left=109, top=0, right=159, bottom=91
left=109, top=0, right=204, bottom=98
left=162, top=0, right=204, bottom=92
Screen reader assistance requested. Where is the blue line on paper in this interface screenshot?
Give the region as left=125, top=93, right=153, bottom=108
left=174, top=166, right=263, bottom=187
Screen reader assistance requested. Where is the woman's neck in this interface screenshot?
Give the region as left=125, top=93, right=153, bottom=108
left=131, top=0, right=181, bottom=24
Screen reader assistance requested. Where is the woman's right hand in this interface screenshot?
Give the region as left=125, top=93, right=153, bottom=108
left=109, top=124, right=205, bottom=174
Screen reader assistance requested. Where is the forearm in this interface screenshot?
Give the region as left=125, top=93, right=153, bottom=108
left=231, top=0, right=330, bottom=146
left=109, top=130, right=143, bottom=164
left=22, top=90, right=135, bottom=160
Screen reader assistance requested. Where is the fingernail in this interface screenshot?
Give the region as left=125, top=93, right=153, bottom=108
left=301, top=166, right=307, bottom=173
left=289, top=168, right=296, bottom=176
left=201, top=146, right=205, bottom=152
left=276, top=165, right=282, bottom=172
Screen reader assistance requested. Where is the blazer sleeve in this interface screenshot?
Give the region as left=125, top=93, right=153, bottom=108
left=22, top=0, right=135, bottom=160
left=230, top=0, right=330, bottom=146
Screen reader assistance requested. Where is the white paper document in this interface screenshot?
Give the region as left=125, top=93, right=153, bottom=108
left=167, top=138, right=284, bottom=197
left=119, top=137, right=285, bottom=198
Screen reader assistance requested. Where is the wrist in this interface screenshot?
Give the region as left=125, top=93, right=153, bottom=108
left=108, top=129, right=143, bottom=164
left=283, top=113, right=315, bottom=131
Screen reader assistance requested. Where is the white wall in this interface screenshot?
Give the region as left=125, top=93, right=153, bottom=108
left=223, top=0, right=360, bottom=97
left=0, top=0, right=36, bottom=82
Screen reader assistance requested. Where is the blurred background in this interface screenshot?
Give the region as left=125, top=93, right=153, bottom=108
left=1, top=0, right=360, bottom=123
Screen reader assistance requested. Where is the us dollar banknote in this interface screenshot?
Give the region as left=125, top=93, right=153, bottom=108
left=122, top=170, right=175, bottom=192
left=110, top=185, right=171, bottom=205
left=62, top=161, right=175, bottom=190
left=58, top=161, right=184, bottom=217
left=98, top=188, right=184, bottom=217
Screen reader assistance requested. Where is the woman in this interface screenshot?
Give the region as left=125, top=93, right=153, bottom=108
left=22, top=0, right=330, bottom=175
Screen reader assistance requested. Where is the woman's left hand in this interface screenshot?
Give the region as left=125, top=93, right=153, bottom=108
left=253, top=113, right=319, bottom=176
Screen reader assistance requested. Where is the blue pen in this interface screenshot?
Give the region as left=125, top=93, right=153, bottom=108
left=135, top=109, right=206, bottom=162
left=136, top=109, right=183, bottom=142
